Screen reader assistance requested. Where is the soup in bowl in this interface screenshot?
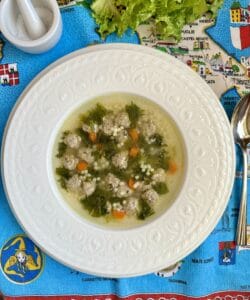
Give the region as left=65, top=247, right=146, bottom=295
left=53, top=93, right=186, bottom=229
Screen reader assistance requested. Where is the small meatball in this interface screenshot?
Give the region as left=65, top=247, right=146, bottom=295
left=102, top=115, right=114, bottom=136
left=83, top=181, right=96, bottom=197
left=115, top=111, right=130, bottom=128
left=139, top=118, right=156, bottom=138
left=64, top=133, right=81, bottom=149
left=112, top=151, right=128, bottom=169
left=112, top=125, right=123, bottom=137
left=66, top=174, right=82, bottom=192
left=142, top=189, right=159, bottom=205
left=142, top=184, right=153, bottom=192
left=123, top=197, right=138, bottom=215
left=116, top=183, right=132, bottom=198
left=133, top=181, right=145, bottom=192
left=62, top=154, right=79, bottom=170
left=152, top=168, right=166, bottom=183
left=78, top=147, right=94, bottom=164
left=105, top=173, right=120, bottom=190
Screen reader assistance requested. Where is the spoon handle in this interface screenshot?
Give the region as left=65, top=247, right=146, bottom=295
left=237, top=147, right=248, bottom=246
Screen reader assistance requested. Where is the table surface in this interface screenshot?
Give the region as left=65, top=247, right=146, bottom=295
left=0, top=0, right=250, bottom=298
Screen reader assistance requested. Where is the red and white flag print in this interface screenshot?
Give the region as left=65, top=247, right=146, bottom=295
left=230, top=25, right=250, bottom=50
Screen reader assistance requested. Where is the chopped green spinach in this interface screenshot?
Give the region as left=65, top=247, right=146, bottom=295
left=102, top=140, right=118, bottom=159
left=125, top=102, right=143, bottom=127
left=81, top=103, right=108, bottom=125
left=59, top=178, right=67, bottom=190
left=147, top=149, right=169, bottom=170
left=81, top=187, right=124, bottom=217
left=98, top=132, right=111, bottom=144
left=56, top=167, right=71, bottom=179
left=153, top=182, right=168, bottom=194
left=138, top=135, right=151, bottom=152
left=81, top=189, right=108, bottom=217
left=137, top=199, right=154, bottom=220
left=151, top=133, right=164, bottom=146
left=110, top=166, right=131, bottom=181
left=56, top=131, right=70, bottom=158
left=75, top=128, right=91, bottom=146
left=56, top=142, right=67, bottom=158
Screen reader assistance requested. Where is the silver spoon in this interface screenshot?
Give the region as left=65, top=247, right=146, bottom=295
left=231, top=93, right=250, bottom=246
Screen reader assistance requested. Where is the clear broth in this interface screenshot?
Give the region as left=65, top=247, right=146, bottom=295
left=53, top=93, right=186, bottom=229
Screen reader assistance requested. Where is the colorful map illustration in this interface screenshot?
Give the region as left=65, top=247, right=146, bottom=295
left=1, top=0, right=250, bottom=295
left=137, top=1, right=250, bottom=107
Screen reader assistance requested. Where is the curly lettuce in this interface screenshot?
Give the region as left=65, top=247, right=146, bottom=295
left=87, top=0, right=223, bottom=40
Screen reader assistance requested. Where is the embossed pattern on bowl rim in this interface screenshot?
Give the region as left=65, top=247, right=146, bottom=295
left=1, top=44, right=235, bottom=278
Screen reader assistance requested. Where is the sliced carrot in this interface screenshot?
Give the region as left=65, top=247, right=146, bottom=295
left=128, top=178, right=135, bottom=190
left=112, top=210, right=126, bottom=219
left=168, top=161, right=178, bottom=174
left=76, top=161, right=88, bottom=171
left=128, top=128, right=139, bottom=142
left=89, top=132, right=97, bottom=143
left=129, top=146, right=140, bottom=158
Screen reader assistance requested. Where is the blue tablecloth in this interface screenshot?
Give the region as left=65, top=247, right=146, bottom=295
left=0, top=1, right=250, bottom=299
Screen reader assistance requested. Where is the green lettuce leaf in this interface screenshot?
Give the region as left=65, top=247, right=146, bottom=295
left=206, top=0, right=224, bottom=17
left=88, top=0, right=223, bottom=40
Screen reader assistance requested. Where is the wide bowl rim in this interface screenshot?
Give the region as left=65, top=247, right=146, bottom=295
left=1, top=43, right=236, bottom=278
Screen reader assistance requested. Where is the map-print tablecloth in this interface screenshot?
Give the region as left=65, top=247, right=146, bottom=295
left=0, top=0, right=250, bottom=298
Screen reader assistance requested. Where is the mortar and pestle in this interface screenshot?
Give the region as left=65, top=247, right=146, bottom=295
left=0, top=0, right=62, bottom=53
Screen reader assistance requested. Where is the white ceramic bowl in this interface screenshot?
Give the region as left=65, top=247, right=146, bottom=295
left=1, top=44, right=235, bottom=277
left=0, top=0, right=62, bottom=54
